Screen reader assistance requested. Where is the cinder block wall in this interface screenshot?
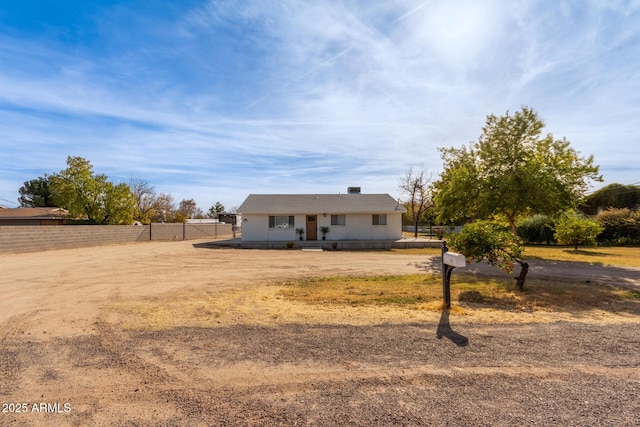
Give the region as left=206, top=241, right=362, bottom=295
left=0, top=223, right=235, bottom=253
left=148, top=223, right=183, bottom=241
left=184, top=223, right=233, bottom=240
left=147, top=223, right=234, bottom=240
left=0, top=225, right=149, bottom=253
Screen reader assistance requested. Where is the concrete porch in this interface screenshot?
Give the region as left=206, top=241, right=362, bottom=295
left=205, top=238, right=443, bottom=250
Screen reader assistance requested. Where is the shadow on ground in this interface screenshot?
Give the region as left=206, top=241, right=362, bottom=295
left=436, top=310, right=469, bottom=347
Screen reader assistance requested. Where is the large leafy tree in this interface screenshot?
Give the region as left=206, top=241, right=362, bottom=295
left=18, top=174, right=57, bottom=207
left=433, top=106, right=602, bottom=234
left=102, top=182, right=137, bottom=225
left=399, top=167, right=432, bottom=238
left=50, top=156, right=135, bottom=224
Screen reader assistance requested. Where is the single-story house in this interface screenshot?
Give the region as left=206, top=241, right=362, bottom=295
left=237, top=188, right=406, bottom=241
left=0, top=207, right=68, bottom=225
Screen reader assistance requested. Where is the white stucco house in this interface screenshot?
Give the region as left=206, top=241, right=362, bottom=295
left=237, top=188, right=406, bottom=242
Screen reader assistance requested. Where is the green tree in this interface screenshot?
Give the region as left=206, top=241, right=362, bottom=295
left=399, top=167, right=432, bottom=238
left=50, top=156, right=135, bottom=224
left=448, top=220, right=529, bottom=290
left=433, top=106, right=602, bottom=235
left=208, top=201, right=225, bottom=219
left=18, top=174, right=57, bottom=207
left=102, top=182, right=136, bottom=225
left=554, top=210, right=602, bottom=250
left=448, top=221, right=523, bottom=273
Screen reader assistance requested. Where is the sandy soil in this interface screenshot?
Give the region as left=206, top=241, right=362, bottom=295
left=1, top=240, right=639, bottom=426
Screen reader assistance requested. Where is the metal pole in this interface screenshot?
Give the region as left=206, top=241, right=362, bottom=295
left=442, top=241, right=451, bottom=309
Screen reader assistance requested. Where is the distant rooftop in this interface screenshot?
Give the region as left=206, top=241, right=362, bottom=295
left=0, top=207, right=68, bottom=219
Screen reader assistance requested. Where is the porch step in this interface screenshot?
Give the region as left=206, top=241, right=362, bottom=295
left=302, top=243, right=324, bottom=252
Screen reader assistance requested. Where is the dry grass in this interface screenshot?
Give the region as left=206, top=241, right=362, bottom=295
left=110, top=274, right=640, bottom=331
left=277, top=275, right=440, bottom=306
left=392, top=245, right=640, bottom=267
left=390, top=247, right=442, bottom=256
left=278, top=275, right=639, bottom=312
left=107, top=246, right=640, bottom=331
left=522, top=246, right=640, bottom=267
left=110, top=283, right=445, bottom=330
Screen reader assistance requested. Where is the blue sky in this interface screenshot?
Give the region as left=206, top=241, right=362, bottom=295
left=1, top=0, right=639, bottom=211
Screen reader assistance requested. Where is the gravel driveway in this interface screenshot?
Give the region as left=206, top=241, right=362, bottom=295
left=0, top=241, right=638, bottom=426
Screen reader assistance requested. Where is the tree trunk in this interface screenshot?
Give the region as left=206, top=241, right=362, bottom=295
left=514, top=260, right=529, bottom=291
left=414, top=220, right=419, bottom=238
left=506, top=213, right=517, bottom=236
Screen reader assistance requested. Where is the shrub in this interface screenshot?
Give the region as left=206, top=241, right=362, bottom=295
left=596, top=208, right=640, bottom=245
left=517, top=214, right=555, bottom=244
left=448, top=220, right=523, bottom=273
left=554, top=210, right=602, bottom=250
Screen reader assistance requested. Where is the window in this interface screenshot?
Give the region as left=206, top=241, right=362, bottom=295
left=372, top=214, right=387, bottom=225
left=331, top=214, right=346, bottom=226
left=269, top=215, right=295, bottom=228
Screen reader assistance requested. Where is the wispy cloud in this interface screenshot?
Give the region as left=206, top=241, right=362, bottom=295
left=0, top=0, right=639, bottom=209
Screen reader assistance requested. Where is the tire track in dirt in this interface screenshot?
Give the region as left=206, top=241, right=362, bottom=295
left=0, top=310, right=53, bottom=395
left=2, top=320, right=639, bottom=425
left=1, top=243, right=639, bottom=425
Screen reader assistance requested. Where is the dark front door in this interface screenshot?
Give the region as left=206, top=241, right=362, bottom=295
left=306, top=215, right=317, bottom=240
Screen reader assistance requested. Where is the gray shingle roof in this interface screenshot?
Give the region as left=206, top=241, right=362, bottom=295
left=238, top=194, right=406, bottom=214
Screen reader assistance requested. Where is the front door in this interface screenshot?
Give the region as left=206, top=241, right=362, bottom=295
left=306, top=215, right=317, bottom=240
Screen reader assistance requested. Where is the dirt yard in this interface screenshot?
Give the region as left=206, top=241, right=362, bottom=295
left=1, top=240, right=639, bottom=426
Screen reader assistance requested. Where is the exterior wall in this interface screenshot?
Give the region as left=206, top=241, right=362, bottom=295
left=386, top=212, right=403, bottom=239
left=240, top=214, right=270, bottom=241
left=344, top=213, right=403, bottom=240
left=240, top=212, right=403, bottom=241
left=0, top=223, right=234, bottom=254
left=317, top=214, right=335, bottom=240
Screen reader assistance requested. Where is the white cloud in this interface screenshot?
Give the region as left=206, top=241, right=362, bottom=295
left=0, top=0, right=639, bottom=208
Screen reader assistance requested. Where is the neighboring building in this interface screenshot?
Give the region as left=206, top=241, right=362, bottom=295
left=217, top=213, right=240, bottom=225
left=0, top=207, right=68, bottom=225
left=237, top=188, right=405, bottom=241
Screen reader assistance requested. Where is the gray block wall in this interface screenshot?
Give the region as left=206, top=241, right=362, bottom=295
left=0, top=223, right=235, bottom=254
